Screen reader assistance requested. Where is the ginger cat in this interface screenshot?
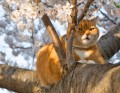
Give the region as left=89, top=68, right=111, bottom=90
left=36, top=18, right=106, bottom=88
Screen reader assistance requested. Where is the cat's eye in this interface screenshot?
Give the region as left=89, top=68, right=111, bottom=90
left=78, top=28, right=83, bottom=31
left=90, top=28, right=94, bottom=31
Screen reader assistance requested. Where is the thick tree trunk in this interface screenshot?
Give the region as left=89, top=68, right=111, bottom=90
left=41, top=63, right=120, bottom=93
left=0, top=64, right=41, bottom=93
left=0, top=63, right=120, bottom=93
left=98, top=23, right=120, bottom=60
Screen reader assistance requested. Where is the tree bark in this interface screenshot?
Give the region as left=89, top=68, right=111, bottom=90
left=0, top=63, right=120, bottom=93
left=41, top=63, right=120, bottom=93
left=98, top=23, right=120, bottom=60
left=66, top=0, right=77, bottom=69
left=0, top=64, right=41, bottom=93
left=42, top=14, right=66, bottom=67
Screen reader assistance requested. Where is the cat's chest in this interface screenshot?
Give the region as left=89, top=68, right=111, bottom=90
left=74, top=49, right=94, bottom=59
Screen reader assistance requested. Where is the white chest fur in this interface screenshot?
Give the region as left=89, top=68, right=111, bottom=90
left=74, top=49, right=93, bottom=59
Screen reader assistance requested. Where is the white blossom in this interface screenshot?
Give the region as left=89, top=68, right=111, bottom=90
left=6, top=0, right=46, bottom=30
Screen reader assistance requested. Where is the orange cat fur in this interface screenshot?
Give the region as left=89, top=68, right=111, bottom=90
left=36, top=18, right=106, bottom=88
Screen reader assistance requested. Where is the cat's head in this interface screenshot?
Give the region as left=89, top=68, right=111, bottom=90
left=73, top=18, right=99, bottom=48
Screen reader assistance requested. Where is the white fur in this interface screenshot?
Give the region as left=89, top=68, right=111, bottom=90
left=81, top=34, right=94, bottom=45
left=74, top=49, right=92, bottom=59
left=77, top=60, right=96, bottom=64
left=82, top=39, right=91, bottom=44
left=81, top=34, right=87, bottom=40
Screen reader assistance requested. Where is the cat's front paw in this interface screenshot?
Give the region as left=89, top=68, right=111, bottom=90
left=77, top=60, right=96, bottom=64
left=87, top=60, right=96, bottom=64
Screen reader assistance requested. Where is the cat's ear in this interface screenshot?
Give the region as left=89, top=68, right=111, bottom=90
left=91, top=17, right=98, bottom=24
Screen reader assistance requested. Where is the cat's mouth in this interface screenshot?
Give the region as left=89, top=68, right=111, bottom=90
left=82, top=39, right=92, bottom=44
left=81, top=35, right=94, bottom=45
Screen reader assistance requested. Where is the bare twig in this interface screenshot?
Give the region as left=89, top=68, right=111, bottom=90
left=31, top=26, right=36, bottom=64
left=42, top=2, right=53, bottom=8
left=71, top=0, right=77, bottom=25
left=78, top=0, right=94, bottom=23
left=99, top=9, right=117, bottom=25
left=92, top=5, right=117, bottom=25
left=11, top=46, right=32, bottom=49
left=77, top=2, right=84, bottom=6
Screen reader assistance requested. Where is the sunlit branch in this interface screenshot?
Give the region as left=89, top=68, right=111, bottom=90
left=42, top=14, right=66, bottom=66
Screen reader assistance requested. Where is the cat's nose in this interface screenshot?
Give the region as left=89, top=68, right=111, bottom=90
left=85, top=30, right=90, bottom=36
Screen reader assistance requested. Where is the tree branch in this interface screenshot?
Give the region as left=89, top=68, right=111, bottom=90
left=91, top=5, right=117, bottom=25
left=66, top=0, right=77, bottom=68
left=41, top=14, right=66, bottom=66
left=78, top=0, right=94, bottom=23
left=99, top=9, right=117, bottom=25
left=98, top=23, right=120, bottom=60
left=0, top=64, right=41, bottom=93
left=71, top=0, right=77, bottom=25
left=77, top=2, right=84, bottom=7
left=0, top=63, right=120, bottom=93
left=42, top=63, right=120, bottom=93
